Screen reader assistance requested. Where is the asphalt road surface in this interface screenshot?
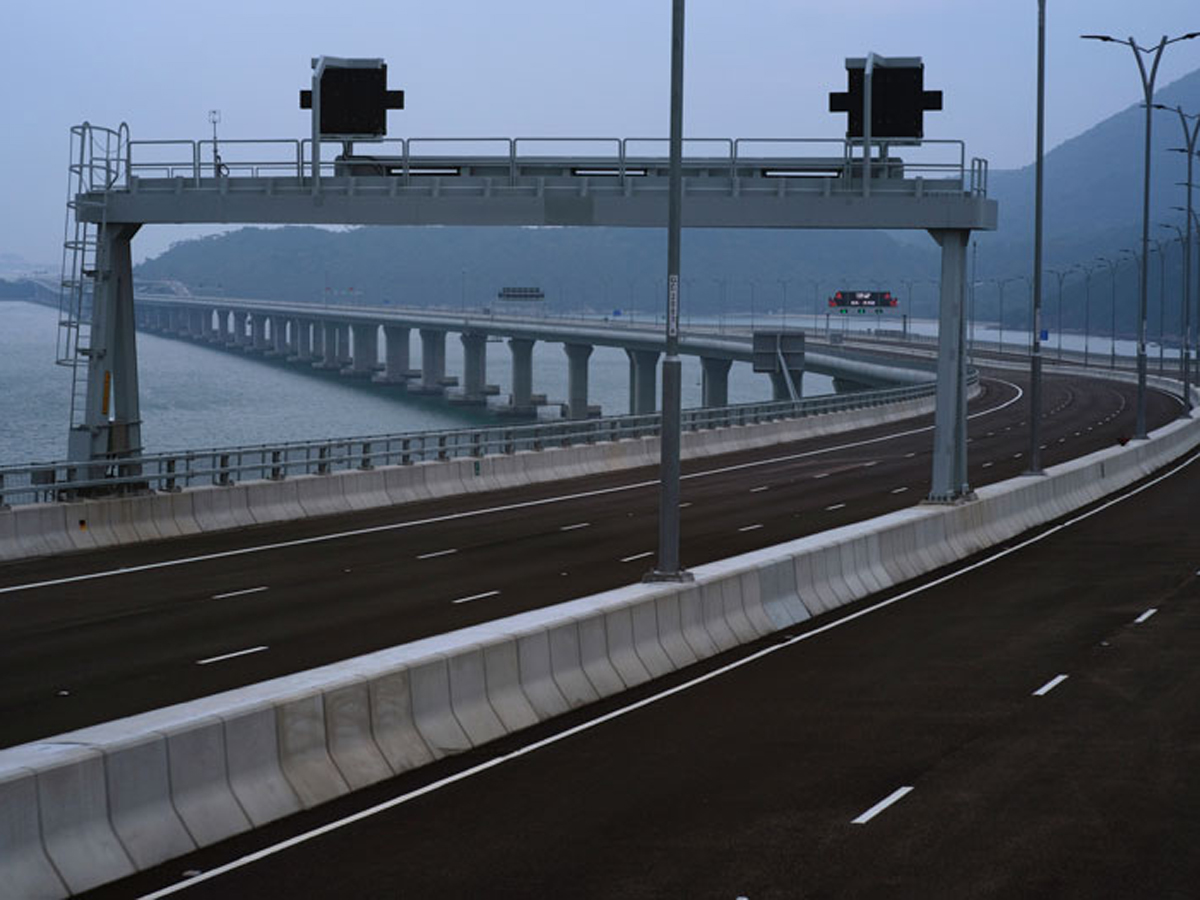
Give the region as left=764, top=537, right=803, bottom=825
left=86, top=400, right=1200, bottom=900
left=0, top=373, right=1181, bottom=746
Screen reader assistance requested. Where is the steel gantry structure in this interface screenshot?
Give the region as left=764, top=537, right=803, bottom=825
left=60, top=114, right=995, bottom=502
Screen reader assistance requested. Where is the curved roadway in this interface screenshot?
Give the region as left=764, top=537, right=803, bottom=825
left=0, top=372, right=1180, bottom=747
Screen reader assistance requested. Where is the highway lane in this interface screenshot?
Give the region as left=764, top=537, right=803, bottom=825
left=93, top=407, right=1200, bottom=900
left=0, top=373, right=1181, bottom=746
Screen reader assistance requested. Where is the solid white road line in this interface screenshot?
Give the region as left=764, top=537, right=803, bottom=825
left=211, top=586, right=268, bottom=600
left=1033, top=674, right=1069, bottom=696
left=1134, top=608, right=1157, bottom=624
left=417, top=548, right=458, bottom=560
left=196, top=646, right=268, bottom=666
left=620, top=551, right=654, bottom=563
left=452, top=590, right=501, bottom=606
left=1, top=380, right=1027, bottom=599
left=136, top=446, right=1200, bottom=900
left=851, top=786, right=915, bottom=824
left=559, top=522, right=591, bottom=532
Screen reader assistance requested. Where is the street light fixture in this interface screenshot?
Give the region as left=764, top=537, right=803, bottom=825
left=1082, top=30, right=1200, bottom=436
left=1029, top=0, right=1049, bottom=472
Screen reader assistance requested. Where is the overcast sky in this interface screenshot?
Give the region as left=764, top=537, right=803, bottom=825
left=2, top=0, right=1198, bottom=265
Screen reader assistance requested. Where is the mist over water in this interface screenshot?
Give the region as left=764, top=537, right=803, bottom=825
left=0, top=302, right=833, bottom=466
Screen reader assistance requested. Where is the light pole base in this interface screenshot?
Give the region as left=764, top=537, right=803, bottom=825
left=644, top=569, right=695, bottom=584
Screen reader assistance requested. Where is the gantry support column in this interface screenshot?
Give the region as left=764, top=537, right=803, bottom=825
left=375, top=325, right=411, bottom=383
left=68, top=223, right=143, bottom=463
left=416, top=328, right=448, bottom=394
left=564, top=342, right=594, bottom=419
left=508, top=337, right=535, bottom=413
left=626, top=349, right=660, bottom=415
left=700, top=357, right=732, bottom=408
left=927, top=228, right=972, bottom=503
left=459, top=332, right=488, bottom=404
left=345, top=322, right=378, bottom=377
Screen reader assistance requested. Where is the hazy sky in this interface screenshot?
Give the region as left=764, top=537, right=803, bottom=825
left=2, top=0, right=1198, bottom=265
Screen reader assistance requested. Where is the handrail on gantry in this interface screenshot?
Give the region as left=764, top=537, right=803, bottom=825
left=114, top=128, right=982, bottom=195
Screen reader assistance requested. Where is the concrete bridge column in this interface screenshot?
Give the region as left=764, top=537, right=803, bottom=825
left=250, top=314, right=268, bottom=352
left=167, top=308, right=181, bottom=335
left=508, top=338, right=535, bottom=412
left=213, top=309, right=228, bottom=343
left=267, top=316, right=287, bottom=356
left=700, top=357, right=732, bottom=408
left=185, top=309, right=201, bottom=339
left=337, top=323, right=353, bottom=366
left=564, top=342, right=594, bottom=419
left=202, top=308, right=218, bottom=342
left=289, top=318, right=310, bottom=361
left=458, top=332, right=488, bottom=404
left=151, top=307, right=165, bottom=332
left=345, top=322, right=378, bottom=377
left=626, top=348, right=659, bottom=415
left=416, top=328, right=448, bottom=394
left=375, top=325, right=411, bottom=383
left=314, top=321, right=340, bottom=369
left=231, top=311, right=248, bottom=347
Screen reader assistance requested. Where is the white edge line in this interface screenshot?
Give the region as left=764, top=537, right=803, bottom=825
left=451, top=590, right=501, bottom=606
left=139, top=442, right=1200, bottom=899
left=1032, top=674, right=1069, bottom=697
left=416, top=548, right=458, bottom=560
left=2, top=379, right=1025, bottom=599
left=211, top=586, right=268, bottom=600
left=195, top=646, right=268, bottom=666
left=620, top=551, right=654, bottom=563
left=851, top=786, right=914, bottom=824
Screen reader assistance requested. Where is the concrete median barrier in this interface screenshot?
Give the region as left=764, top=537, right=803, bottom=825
left=277, top=693, right=350, bottom=808
left=324, top=679, right=393, bottom=790
left=368, top=669, right=437, bottom=775
left=104, top=733, right=195, bottom=870
left=165, top=717, right=252, bottom=846
left=0, top=766, right=68, bottom=899
left=223, top=704, right=302, bottom=826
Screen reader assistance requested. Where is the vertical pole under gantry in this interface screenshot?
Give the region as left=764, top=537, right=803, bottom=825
left=928, top=228, right=973, bottom=502
left=68, top=223, right=143, bottom=465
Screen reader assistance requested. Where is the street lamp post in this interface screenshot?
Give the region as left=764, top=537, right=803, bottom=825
left=1047, top=267, right=1072, bottom=361
left=1083, top=30, right=1200, bottom=435
left=778, top=278, right=790, bottom=330
left=994, top=277, right=1020, bottom=354
left=650, top=0, right=688, bottom=582
left=1078, top=263, right=1096, bottom=366
left=1147, top=237, right=1168, bottom=373
left=1029, top=0, right=1048, bottom=473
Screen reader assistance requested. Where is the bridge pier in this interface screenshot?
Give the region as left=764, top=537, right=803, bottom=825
left=414, top=328, right=449, bottom=394
left=230, top=312, right=247, bottom=348
left=927, top=228, right=972, bottom=503
left=627, top=349, right=659, bottom=415
left=374, top=325, right=411, bottom=383
left=455, top=332, right=488, bottom=405
left=344, top=323, right=378, bottom=377
left=337, top=323, right=353, bottom=367
left=564, top=342, right=594, bottom=419
left=290, top=318, right=312, bottom=361
left=248, top=313, right=267, bottom=353
left=314, top=321, right=340, bottom=369
left=202, top=308, right=218, bottom=342
left=266, top=316, right=287, bottom=356
left=700, top=357, right=732, bottom=408
left=506, top=337, right=536, bottom=414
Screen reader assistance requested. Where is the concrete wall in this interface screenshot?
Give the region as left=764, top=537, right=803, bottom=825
left=3, top=381, right=1197, bottom=898
left=0, top=390, right=950, bottom=564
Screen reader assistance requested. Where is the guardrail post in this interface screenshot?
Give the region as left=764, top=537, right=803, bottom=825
left=271, top=450, right=283, bottom=480
left=217, top=454, right=231, bottom=486
left=361, top=442, right=373, bottom=470
left=164, top=458, right=178, bottom=493
left=317, top=446, right=329, bottom=475
left=471, top=433, right=483, bottom=458
left=438, top=435, right=448, bottom=462
left=401, top=438, right=412, bottom=465
left=0, top=473, right=7, bottom=510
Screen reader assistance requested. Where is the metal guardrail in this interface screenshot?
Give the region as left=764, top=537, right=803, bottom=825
left=0, top=378, right=960, bottom=508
